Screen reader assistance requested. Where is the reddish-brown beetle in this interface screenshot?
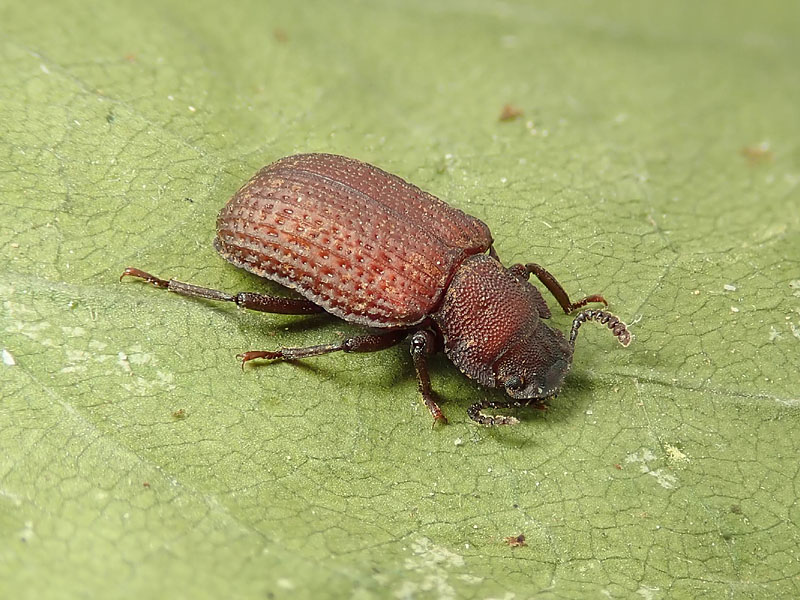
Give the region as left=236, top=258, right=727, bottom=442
left=122, top=153, right=631, bottom=425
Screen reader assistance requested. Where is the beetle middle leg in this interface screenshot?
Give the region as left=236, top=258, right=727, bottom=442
left=410, top=330, right=447, bottom=426
left=238, top=328, right=409, bottom=366
left=508, top=263, right=607, bottom=314
left=120, top=267, right=324, bottom=315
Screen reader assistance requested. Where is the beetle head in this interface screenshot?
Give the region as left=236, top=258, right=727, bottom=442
left=495, top=322, right=574, bottom=400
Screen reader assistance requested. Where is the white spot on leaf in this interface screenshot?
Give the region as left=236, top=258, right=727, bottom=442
left=664, top=444, right=688, bottom=464
left=625, top=449, right=678, bottom=489
left=117, top=352, right=132, bottom=374
left=61, top=326, right=86, bottom=337
left=2, top=349, right=15, bottom=366
left=636, top=585, right=660, bottom=600
left=394, top=537, right=475, bottom=599
left=19, top=520, right=35, bottom=543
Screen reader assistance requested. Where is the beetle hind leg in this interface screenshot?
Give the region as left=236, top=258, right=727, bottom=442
left=120, top=267, right=324, bottom=315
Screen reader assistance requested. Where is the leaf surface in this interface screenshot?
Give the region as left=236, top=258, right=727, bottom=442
left=1, top=1, right=799, bottom=598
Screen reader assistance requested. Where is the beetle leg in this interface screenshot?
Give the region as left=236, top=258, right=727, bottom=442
left=120, top=267, right=324, bottom=315
left=238, top=329, right=409, bottom=367
left=467, top=398, right=548, bottom=426
left=410, top=330, right=447, bottom=426
left=510, top=263, right=607, bottom=314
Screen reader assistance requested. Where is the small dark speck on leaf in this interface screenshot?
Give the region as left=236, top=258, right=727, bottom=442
left=184, top=197, right=194, bottom=203
left=172, top=408, right=186, bottom=419
left=614, top=463, right=622, bottom=470
left=503, top=534, right=526, bottom=547
left=499, top=104, right=523, bottom=122
left=106, top=112, right=114, bottom=124
left=730, top=504, right=742, bottom=514
left=143, top=482, right=151, bottom=488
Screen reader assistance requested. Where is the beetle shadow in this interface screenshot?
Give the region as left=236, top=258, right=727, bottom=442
left=229, top=315, right=601, bottom=437
left=263, top=313, right=335, bottom=334
left=359, top=349, right=603, bottom=435
left=460, top=370, right=597, bottom=445
left=173, top=294, right=336, bottom=339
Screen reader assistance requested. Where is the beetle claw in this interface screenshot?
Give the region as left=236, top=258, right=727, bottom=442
left=237, top=350, right=282, bottom=370
left=120, top=267, right=170, bottom=288
left=431, top=414, right=448, bottom=428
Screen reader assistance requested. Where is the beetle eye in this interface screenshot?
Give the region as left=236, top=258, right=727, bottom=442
left=505, top=375, right=524, bottom=390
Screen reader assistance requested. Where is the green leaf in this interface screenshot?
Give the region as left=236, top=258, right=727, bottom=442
left=2, top=1, right=799, bottom=598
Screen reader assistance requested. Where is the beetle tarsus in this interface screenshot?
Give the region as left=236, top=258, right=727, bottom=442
left=570, top=309, right=632, bottom=347
left=567, top=294, right=608, bottom=312
left=120, top=268, right=324, bottom=314
left=237, top=350, right=283, bottom=369
left=120, top=267, right=169, bottom=288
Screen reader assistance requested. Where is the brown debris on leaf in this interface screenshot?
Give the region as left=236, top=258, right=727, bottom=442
left=740, top=142, right=772, bottom=164
left=503, top=534, right=526, bottom=547
left=499, top=104, right=523, bottom=122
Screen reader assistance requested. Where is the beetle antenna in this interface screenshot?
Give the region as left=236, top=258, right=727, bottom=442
left=467, top=398, right=549, bottom=426
left=569, top=309, right=631, bottom=347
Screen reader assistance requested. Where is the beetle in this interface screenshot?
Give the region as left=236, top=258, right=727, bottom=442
left=121, top=153, right=631, bottom=426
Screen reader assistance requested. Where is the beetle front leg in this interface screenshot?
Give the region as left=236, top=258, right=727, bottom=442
left=508, top=262, right=607, bottom=314
left=120, top=267, right=324, bottom=315
left=410, top=330, right=447, bottom=426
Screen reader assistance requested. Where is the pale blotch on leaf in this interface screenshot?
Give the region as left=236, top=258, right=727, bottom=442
left=625, top=449, right=678, bottom=489
left=2, top=348, right=16, bottom=366
left=396, top=537, right=477, bottom=599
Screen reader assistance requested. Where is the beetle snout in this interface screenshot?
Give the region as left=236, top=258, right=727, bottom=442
left=503, top=357, right=569, bottom=400
left=543, top=358, right=568, bottom=394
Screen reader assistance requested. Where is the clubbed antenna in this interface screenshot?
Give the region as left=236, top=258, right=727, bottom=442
left=570, top=309, right=632, bottom=347
left=468, top=399, right=522, bottom=426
